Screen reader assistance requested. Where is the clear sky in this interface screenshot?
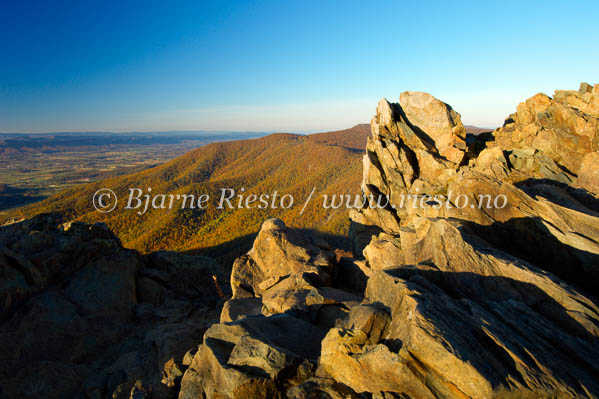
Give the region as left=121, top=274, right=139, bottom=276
left=1, top=0, right=598, bottom=133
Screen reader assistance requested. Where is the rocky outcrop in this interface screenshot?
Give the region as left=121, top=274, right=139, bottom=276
left=351, top=84, right=599, bottom=295
left=180, top=84, right=599, bottom=398
left=341, top=83, right=599, bottom=397
left=0, top=213, right=225, bottom=398
left=490, top=82, right=598, bottom=180
left=179, top=313, right=325, bottom=399
left=179, top=219, right=363, bottom=398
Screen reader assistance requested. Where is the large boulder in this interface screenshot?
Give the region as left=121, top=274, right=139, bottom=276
left=576, top=151, right=599, bottom=195
left=179, top=313, right=326, bottom=399
left=399, top=91, right=467, bottom=164
left=230, top=219, right=336, bottom=299
left=230, top=219, right=337, bottom=300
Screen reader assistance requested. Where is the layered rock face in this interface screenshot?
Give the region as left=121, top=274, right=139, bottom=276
left=342, top=83, right=599, bottom=397
left=180, top=84, right=599, bottom=398
left=352, top=83, right=599, bottom=295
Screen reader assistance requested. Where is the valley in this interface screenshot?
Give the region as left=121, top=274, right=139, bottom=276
left=0, top=132, right=266, bottom=210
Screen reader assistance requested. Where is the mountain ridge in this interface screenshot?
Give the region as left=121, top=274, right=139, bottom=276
left=2, top=125, right=372, bottom=263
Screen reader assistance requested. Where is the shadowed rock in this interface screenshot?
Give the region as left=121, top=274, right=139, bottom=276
left=0, top=214, right=223, bottom=398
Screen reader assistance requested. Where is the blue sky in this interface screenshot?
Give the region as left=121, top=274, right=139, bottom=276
left=1, top=0, right=598, bottom=133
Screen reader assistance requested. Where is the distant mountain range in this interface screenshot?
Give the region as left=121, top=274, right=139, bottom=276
left=463, top=124, right=493, bottom=135
left=0, top=131, right=268, bottom=155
